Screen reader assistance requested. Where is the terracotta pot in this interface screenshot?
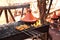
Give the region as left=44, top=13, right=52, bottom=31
left=21, top=8, right=38, bottom=22
left=51, top=12, right=58, bottom=20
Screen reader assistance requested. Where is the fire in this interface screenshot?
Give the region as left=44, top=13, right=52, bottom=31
left=31, top=20, right=42, bottom=28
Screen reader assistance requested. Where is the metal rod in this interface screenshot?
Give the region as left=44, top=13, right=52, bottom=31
left=22, top=30, right=39, bottom=40
left=21, top=31, right=32, bottom=37
left=47, top=0, right=53, bottom=14
left=45, top=0, right=53, bottom=19
left=24, top=30, right=37, bottom=36
left=31, top=30, right=41, bottom=35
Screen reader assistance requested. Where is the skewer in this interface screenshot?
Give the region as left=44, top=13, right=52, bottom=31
left=21, top=31, right=32, bottom=37
left=24, top=29, right=37, bottom=36
left=23, top=30, right=40, bottom=40
left=21, top=29, right=39, bottom=40
left=31, top=30, right=40, bottom=35
left=31, top=30, right=44, bottom=40
left=27, top=30, right=41, bottom=40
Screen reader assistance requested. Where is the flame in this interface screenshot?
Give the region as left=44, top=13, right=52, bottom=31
left=31, top=20, right=42, bottom=28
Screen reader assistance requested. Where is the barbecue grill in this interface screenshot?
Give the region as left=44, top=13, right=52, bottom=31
left=0, top=21, right=50, bottom=40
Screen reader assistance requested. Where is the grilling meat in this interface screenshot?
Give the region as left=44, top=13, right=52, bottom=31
left=16, top=24, right=30, bottom=31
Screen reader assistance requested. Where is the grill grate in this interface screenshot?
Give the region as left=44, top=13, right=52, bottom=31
left=0, top=21, right=49, bottom=40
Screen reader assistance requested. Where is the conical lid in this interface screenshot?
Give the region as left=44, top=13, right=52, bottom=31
left=21, top=9, right=38, bottom=22
left=51, top=11, right=58, bottom=19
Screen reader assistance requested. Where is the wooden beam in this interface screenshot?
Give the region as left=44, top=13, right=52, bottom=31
left=8, top=9, right=15, bottom=22
left=0, top=4, right=30, bottom=10
left=4, top=10, right=8, bottom=23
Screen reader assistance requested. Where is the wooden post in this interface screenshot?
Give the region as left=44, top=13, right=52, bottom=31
left=37, top=0, right=46, bottom=24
